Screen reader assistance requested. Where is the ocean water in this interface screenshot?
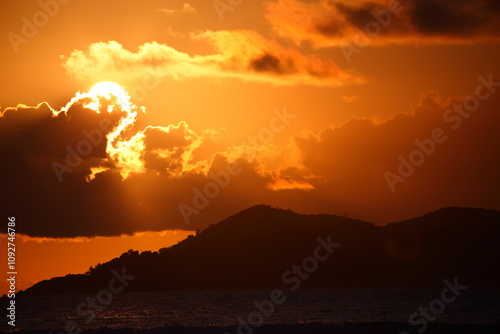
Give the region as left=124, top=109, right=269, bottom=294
left=13, top=288, right=500, bottom=330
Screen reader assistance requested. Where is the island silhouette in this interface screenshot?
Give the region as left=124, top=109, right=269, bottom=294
left=18, top=205, right=500, bottom=296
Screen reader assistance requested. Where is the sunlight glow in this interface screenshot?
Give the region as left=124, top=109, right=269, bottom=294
left=85, top=166, right=111, bottom=182
left=86, top=82, right=145, bottom=179
left=86, top=81, right=132, bottom=113
left=61, top=81, right=146, bottom=179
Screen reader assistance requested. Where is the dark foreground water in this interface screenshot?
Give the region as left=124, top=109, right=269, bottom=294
left=5, top=289, right=500, bottom=333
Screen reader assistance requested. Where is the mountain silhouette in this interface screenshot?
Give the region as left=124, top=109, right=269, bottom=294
left=19, top=205, right=500, bottom=295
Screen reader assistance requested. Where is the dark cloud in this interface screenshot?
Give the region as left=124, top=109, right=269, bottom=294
left=0, top=101, right=128, bottom=237
left=2, top=78, right=499, bottom=237
left=250, top=54, right=292, bottom=75
left=409, top=0, right=483, bottom=36
left=0, top=92, right=274, bottom=237
left=336, top=3, right=380, bottom=30
left=285, top=79, right=500, bottom=221
left=336, top=0, right=499, bottom=37
left=0, top=103, right=114, bottom=159
left=266, top=0, right=500, bottom=47
left=140, top=123, right=203, bottom=175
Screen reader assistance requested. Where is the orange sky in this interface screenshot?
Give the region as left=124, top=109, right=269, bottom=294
left=0, top=230, right=193, bottom=292
left=1, top=0, right=499, bottom=291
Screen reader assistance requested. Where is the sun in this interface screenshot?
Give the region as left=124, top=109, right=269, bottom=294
left=86, top=81, right=132, bottom=112
left=88, top=81, right=126, bottom=98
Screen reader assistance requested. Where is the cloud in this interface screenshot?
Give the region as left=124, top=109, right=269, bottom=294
left=267, top=178, right=314, bottom=191
left=0, top=85, right=291, bottom=237
left=0, top=86, right=216, bottom=237
left=139, top=123, right=209, bottom=175
left=157, top=3, right=197, bottom=15
left=62, top=31, right=364, bottom=87
left=279, top=77, right=500, bottom=221
left=2, top=78, right=499, bottom=238
left=0, top=99, right=129, bottom=237
left=265, top=0, right=500, bottom=47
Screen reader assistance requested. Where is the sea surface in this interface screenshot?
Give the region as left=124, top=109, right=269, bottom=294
left=10, top=288, right=500, bottom=331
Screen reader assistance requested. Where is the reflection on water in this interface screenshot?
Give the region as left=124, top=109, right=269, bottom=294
left=15, top=288, right=500, bottom=330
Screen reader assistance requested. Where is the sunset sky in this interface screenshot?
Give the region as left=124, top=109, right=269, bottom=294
left=1, top=0, right=499, bottom=291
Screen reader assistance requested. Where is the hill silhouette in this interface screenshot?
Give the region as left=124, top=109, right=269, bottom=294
left=19, top=205, right=500, bottom=295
